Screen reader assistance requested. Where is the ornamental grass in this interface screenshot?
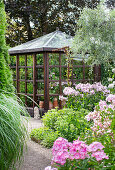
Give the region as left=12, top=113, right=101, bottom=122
left=0, top=93, right=28, bottom=170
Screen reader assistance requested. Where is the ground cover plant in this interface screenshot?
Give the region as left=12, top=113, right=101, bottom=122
left=30, top=108, right=91, bottom=148
left=61, top=82, right=110, bottom=111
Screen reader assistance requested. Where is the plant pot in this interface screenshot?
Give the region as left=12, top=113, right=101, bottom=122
left=39, top=101, right=44, bottom=109
left=53, top=98, right=58, bottom=108
left=49, top=101, right=53, bottom=110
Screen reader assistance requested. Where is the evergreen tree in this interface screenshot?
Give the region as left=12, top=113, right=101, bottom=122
left=0, top=0, right=14, bottom=92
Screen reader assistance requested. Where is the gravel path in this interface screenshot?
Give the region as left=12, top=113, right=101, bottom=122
left=19, top=117, right=52, bottom=170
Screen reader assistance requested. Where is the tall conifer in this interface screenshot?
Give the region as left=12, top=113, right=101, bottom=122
left=0, top=0, right=14, bottom=92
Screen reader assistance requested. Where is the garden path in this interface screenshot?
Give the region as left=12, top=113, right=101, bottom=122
left=19, top=117, right=52, bottom=170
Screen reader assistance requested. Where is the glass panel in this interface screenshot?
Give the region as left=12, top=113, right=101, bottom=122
left=9, top=31, right=73, bottom=51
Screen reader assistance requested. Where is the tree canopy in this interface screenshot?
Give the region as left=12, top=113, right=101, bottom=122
left=5, top=0, right=102, bottom=47
left=72, top=1, right=115, bottom=68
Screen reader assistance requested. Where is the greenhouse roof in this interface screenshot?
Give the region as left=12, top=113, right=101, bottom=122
left=9, top=30, right=73, bottom=55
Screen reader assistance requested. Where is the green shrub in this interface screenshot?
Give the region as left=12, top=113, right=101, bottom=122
left=31, top=108, right=91, bottom=148
left=41, top=131, right=60, bottom=148
left=30, top=127, right=60, bottom=148
left=30, top=127, right=50, bottom=141
left=42, top=108, right=74, bottom=130
left=0, top=93, right=28, bottom=170
left=54, top=109, right=90, bottom=142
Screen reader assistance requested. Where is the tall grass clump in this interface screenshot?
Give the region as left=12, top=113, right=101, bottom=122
left=0, top=93, right=28, bottom=170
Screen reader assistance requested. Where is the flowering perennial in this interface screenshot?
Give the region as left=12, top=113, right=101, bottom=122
left=85, top=95, right=115, bottom=135
left=45, top=137, right=108, bottom=169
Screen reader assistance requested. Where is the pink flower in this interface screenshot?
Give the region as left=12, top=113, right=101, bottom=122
left=91, top=151, right=109, bottom=161
left=63, top=87, right=78, bottom=96
left=69, top=139, right=89, bottom=160
left=88, top=142, right=104, bottom=152
left=106, top=94, right=115, bottom=104
left=99, top=100, right=108, bottom=110
left=59, top=95, right=67, bottom=101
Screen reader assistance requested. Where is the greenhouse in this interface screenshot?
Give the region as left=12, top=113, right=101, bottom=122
left=9, top=29, right=101, bottom=115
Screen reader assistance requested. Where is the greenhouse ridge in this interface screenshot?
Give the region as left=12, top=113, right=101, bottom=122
left=9, top=30, right=73, bottom=55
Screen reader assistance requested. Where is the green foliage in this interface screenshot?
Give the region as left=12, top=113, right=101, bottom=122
left=41, top=131, right=60, bottom=148
left=54, top=109, right=90, bottom=142
left=42, top=108, right=71, bottom=130
left=72, top=2, right=115, bottom=68
left=66, top=90, right=106, bottom=111
left=0, top=93, right=28, bottom=170
left=30, top=108, right=91, bottom=148
left=0, top=1, right=14, bottom=92
left=30, top=127, right=60, bottom=148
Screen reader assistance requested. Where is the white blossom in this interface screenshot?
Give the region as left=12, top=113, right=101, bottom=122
left=108, top=78, right=113, bottom=82
left=108, top=84, right=114, bottom=89
left=112, top=68, right=115, bottom=73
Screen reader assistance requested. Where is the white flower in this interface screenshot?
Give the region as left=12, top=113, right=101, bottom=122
left=112, top=68, right=115, bottom=73
left=108, top=78, right=113, bottom=82
left=113, top=81, right=115, bottom=85
left=108, top=83, right=114, bottom=89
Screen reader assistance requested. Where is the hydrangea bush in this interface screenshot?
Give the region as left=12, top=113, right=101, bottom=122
left=61, top=82, right=110, bottom=111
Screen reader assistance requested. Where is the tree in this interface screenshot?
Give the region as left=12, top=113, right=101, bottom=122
left=4, top=0, right=101, bottom=47
left=72, top=1, right=115, bottom=68
left=0, top=0, right=14, bottom=92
